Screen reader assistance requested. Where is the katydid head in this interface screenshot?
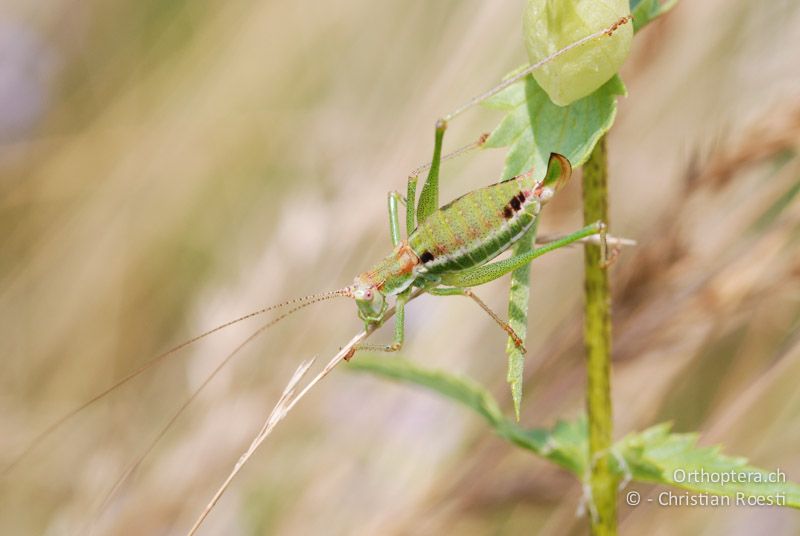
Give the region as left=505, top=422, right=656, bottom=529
left=351, top=242, right=419, bottom=324
left=351, top=277, right=387, bottom=324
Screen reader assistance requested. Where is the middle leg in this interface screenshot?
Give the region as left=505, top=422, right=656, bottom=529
left=429, top=286, right=526, bottom=352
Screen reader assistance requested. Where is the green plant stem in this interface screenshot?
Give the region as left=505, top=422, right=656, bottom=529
left=582, top=136, right=617, bottom=535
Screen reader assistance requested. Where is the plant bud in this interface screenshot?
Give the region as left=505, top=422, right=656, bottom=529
left=523, top=0, right=632, bottom=106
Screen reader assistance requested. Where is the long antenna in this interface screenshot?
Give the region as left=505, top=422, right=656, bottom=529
left=3, top=287, right=352, bottom=475
left=443, top=15, right=632, bottom=123
left=83, top=290, right=354, bottom=531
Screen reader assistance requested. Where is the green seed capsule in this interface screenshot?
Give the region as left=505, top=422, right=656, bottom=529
left=523, top=0, right=632, bottom=106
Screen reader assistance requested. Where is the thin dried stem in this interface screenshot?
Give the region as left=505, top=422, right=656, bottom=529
left=186, top=332, right=365, bottom=536
left=187, top=289, right=422, bottom=535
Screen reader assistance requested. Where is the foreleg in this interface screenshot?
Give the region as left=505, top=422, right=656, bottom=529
left=354, top=290, right=410, bottom=354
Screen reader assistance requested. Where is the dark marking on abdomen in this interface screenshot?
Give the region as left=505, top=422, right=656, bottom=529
left=503, top=191, right=527, bottom=218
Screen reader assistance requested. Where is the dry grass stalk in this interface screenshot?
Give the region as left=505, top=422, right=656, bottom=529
left=186, top=329, right=367, bottom=535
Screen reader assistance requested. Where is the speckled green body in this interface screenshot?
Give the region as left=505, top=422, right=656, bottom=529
left=353, top=153, right=570, bottom=309
left=409, top=175, right=542, bottom=275
left=355, top=175, right=545, bottom=299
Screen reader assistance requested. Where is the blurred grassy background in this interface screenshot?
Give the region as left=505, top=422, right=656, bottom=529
left=1, top=0, right=799, bottom=534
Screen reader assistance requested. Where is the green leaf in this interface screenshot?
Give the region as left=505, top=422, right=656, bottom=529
left=346, top=358, right=800, bottom=509
left=347, top=355, right=504, bottom=426
left=614, top=423, right=800, bottom=508
left=483, top=74, right=626, bottom=180
left=348, top=356, right=588, bottom=475
left=505, top=221, right=537, bottom=422
left=482, top=1, right=674, bottom=177
left=630, top=0, right=678, bottom=33
left=499, top=416, right=588, bottom=476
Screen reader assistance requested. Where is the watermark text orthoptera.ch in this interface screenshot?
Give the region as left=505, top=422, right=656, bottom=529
left=673, top=468, right=786, bottom=485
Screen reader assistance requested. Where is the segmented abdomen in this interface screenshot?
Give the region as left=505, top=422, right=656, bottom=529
left=408, top=177, right=541, bottom=275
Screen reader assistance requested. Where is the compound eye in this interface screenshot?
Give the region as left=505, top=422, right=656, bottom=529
left=364, top=290, right=373, bottom=300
